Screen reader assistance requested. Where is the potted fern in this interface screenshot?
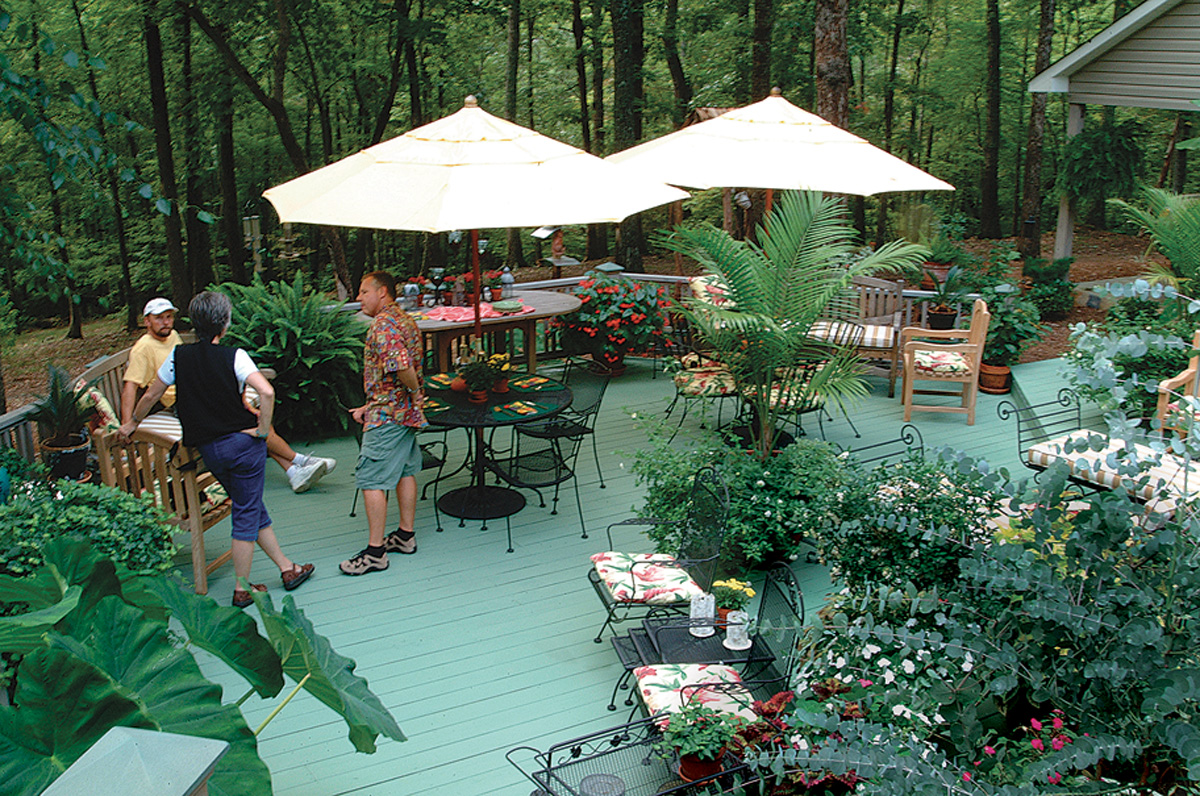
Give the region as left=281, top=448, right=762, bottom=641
left=31, top=365, right=97, bottom=481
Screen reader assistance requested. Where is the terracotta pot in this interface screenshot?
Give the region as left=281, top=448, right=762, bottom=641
left=597, top=350, right=627, bottom=377
left=678, top=752, right=724, bottom=783
left=492, top=376, right=510, bottom=394
left=923, top=262, right=953, bottom=285
left=926, top=308, right=958, bottom=330
left=978, top=363, right=1012, bottom=394
left=40, top=433, right=90, bottom=481
left=450, top=376, right=468, bottom=392
left=467, top=389, right=488, bottom=404
left=716, top=606, right=732, bottom=627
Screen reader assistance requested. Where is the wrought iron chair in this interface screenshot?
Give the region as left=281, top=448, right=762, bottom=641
left=512, top=356, right=612, bottom=489
left=662, top=323, right=740, bottom=442
left=588, top=465, right=729, bottom=643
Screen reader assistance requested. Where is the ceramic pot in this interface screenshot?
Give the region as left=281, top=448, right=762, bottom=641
left=597, top=350, right=627, bottom=377
left=40, top=433, right=90, bottom=481
left=715, top=606, right=732, bottom=627
left=926, top=308, right=958, bottom=330
left=492, top=377, right=510, bottom=394
left=450, top=376, right=468, bottom=392
left=678, top=752, right=724, bottom=783
left=923, top=262, right=953, bottom=285
left=468, top=389, right=488, bottom=404
left=978, top=363, right=1012, bottom=394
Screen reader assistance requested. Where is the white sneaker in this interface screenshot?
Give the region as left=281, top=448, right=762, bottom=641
left=311, top=455, right=337, bottom=474
left=287, top=460, right=327, bottom=493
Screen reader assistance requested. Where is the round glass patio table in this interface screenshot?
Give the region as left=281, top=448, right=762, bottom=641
left=424, top=376, right=573, bottom=522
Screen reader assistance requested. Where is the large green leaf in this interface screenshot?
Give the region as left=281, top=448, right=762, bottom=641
left=0, top=584, right=80, bottom=654
left=0, top=647, right=153, bottom=795
left=46, top=596, right=272, bottom=796
left=255, top=591, right=406, bottom=752
left=0, top=569, right=62, bottom=610
left=145, top=577, right=283, bottom=698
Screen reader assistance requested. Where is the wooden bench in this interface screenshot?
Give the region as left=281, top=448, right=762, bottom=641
left=93, top=425, right=232, bottom=595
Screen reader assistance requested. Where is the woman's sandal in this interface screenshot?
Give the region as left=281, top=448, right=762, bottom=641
left=281, top=562, right=315, bottom=591
left=233, top=583, right=268, bottom=608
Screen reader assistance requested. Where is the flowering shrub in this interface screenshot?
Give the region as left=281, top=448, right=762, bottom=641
left=711, top=579, right=755, bottom=611
left=554, top=269, right=669, bottom=364
left=655, top=701, right=746, bottom=761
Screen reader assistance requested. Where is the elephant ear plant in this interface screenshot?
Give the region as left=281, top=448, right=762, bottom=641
left=658, top=190, right=928, bottom=457
left=0, top=537, right=405, bottom=796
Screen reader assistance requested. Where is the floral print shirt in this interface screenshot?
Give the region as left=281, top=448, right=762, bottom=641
left=363, top=302, right=426, bottom=431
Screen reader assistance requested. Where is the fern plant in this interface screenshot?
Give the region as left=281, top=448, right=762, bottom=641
left=1110, top=187, right=1200, bottom=294
left=215, top=274, right=367, bottom=437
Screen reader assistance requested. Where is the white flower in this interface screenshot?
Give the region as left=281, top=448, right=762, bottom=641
left=933, top=713, right=945, bottom=723
left=756, top=480, right=766, bottom=487
left=765, top=510, right=772, bottom=518
left=862, top=644, right=881, bottom=659
left=797, top=738, right=810, bottom=751
left=917, top=649, right=931, bottom=662
left=902, top=659, right=916, bottom=675
left=884, top=669, right=896, bottom=684
left=834, top=656, right=847, bottom=669
left=962, top=659, right=974, bottom=672
left=892, top=704, right=912, bottom=718
left=878, top=657, right=892, bottom=668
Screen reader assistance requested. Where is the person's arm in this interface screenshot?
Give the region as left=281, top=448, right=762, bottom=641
left=120, top=379, right=140, bottom=426
left=242, top=371, right=274, bottom=437
left=118, top=377, right=169, bottom=440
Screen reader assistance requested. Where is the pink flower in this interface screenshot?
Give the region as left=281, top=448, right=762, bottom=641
left=858, top=679, right=873, bottom=687
left=1051, top=736, right=1066, bottom=751
left=1052, top=716, right=1064, bottom=730
left=1031, top=738, right=1045, bottom=752
left=983, top=745, right=996, bottom=756
left=1048, top=772, right=1062, bottom=785
left=962, top=773, right=972, bottom=782
left=1031, top=718, right=1043, bottom=731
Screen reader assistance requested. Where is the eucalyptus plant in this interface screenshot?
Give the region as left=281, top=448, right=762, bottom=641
left=658, top=191, right=928, bottom=458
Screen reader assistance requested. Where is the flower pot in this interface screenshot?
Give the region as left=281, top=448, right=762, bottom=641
left=678, top=752, right=724, bottom=783
left=596, top=351, right=627, bottom=377
left=978, top=363, right=1012, bottom=394
left=40, top=433, right=90, bottom=481
left=715, top=606, right=732, bottom=627
left=467, top=389, right=488, bottom=404
left=926, top=308, right=958, bottom=330
left=492, top=376, right=510, bottom=394
left=923, top=262, right=953, bottom=285
left=450, top=376, right=468, bottom=392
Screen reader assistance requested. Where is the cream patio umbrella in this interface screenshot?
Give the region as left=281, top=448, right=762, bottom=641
left=605, top=88, right=953, bottom=195
left=265, top=96, right=687, bottom=336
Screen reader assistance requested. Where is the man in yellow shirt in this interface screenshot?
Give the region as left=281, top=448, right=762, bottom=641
left=121, top=298, right=335, bottom=493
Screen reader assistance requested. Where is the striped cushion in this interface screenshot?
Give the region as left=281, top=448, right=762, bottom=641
left=810, top=321, right=894, bottom=349
left=634, top=663, right=757, bottom=722
left=1027, top=430, right=1200, bottom=511
left=913, top=349, right=971, bottom=375
left=590, top=552, right=704, bottom=604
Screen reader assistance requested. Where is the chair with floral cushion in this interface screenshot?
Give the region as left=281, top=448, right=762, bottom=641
left=900, top=299, right=991, bottom=425
left=1155, top=329, right=1200, bottom=437
left=629, top=564, right=804, bottom=720
left=588, top=465, right=729, bottom=643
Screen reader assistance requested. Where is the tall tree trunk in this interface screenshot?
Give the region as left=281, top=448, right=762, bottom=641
left=505, top=0, right=526, bottom=268
left=180, top=12, right=213, bottom=290
left=215, top=63, right=247, bottom=284
left=406, top=0, right=424, bottom=125
left=145, top=7, right=190, bottom=313
left=590, top=0, right=606, bottom=153
left=611, top=0, right=645, bottom=270
left=750, top=0, right=773, bottom=100
left=979, top=0, right=1002, bottom=237
left=1018, top=0, right=1055, bottom=258
left=662, top=0, right=691, bottom=127
left=733, top=0, right=750, bottom=104
left=572, top=0, right=592, bottom=150
left=814, top=0, right=851, bottom=127
left=526, top=10, right=535, bottom=128
left=72, top=0, right=137, bottom=329
left=875, top=0, right=905, bottom=247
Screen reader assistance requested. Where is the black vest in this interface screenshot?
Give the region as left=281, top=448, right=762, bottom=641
left=174, top=342, right=258, bottom=447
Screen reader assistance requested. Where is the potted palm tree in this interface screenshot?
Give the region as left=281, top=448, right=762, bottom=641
left=921, top=236, right=963, bottom=287
left=659, top=191, right=927, bottom=458
left=31, top=365, right=97, bottom=480
left=918, top=265, right=970, bottom=330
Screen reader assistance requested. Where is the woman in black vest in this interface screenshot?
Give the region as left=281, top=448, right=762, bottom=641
left=121, top=291, right=314, bottom=607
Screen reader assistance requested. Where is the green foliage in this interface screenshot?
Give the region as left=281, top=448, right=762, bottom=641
left=1111, top=188, right=1200, bottom=294
left=0, top=479, right=176, bottom=577
left=29, top=365, right=96, bottom=442
left=919, top=264, right=970, bottom=312
left=658, top=191, right=928, bottom=457
left=629, top=417, right=850, bottom=567
left=925, top=236, right=963, bottom=265
left=1058, top=120, right=1144, bottom=205
left=981, top=286, right=1045, bottom=366
left=555, top=269, right=669, bottom=362
left=815, top=451, right=1006, bottom=592
left=216, top=274, right=367, bottom=438
left=1022, top=257, right=1073, bottom=285
left=1024, top=280, right=1075, bottom=320
left=0, top=537, right=405, bottom=795
left=655, top=701, right=746, bottom=761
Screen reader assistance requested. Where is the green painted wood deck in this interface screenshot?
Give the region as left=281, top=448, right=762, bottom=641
left=183, top=357, right=1072, bottom=795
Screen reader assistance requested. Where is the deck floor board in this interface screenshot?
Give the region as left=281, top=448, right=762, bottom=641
left=177, top=356, right=1060, bottom=794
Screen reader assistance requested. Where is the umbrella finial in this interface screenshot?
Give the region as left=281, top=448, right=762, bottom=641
left=770, top=86, right=782, bottom=96
left=464, top=95, right=479, bottom=108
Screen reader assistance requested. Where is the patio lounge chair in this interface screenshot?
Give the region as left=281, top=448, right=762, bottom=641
left=588, top=465, right=729, bottom=643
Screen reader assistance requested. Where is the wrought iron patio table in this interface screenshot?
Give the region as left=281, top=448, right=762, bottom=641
left=424, top=376, right=573, bottom=535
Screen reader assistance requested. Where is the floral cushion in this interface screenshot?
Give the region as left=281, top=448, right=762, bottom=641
left=674, top=366, right=738, bottom=398
left=689, top=274, right=735, bottom=308
left=75, top=380, right=119, bottom=434
left=634, top=663, right=757, bottom=721
left=590, top=552, right=704, bottom=604
left=912, top=349, right=972, bottom=375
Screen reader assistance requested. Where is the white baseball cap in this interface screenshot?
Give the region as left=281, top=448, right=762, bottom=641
left=143, top=298, right=178, bottom=317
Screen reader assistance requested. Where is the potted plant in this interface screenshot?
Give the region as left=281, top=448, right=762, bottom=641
left=921, top=236, right=963, bottom=287
left=456, top=356, right=497, bottom=402
left=710, top=578, right=755, bottom=624
left=979, top=286, right=1044, bottom=394
left=918, top=264, right=969, bottom=330
left=655, top=701, right=747, bottom=782
left=30, top=364, right=97, bottom=481
left=487, top=352, right=513, bottom=392
left=554, top=266, right=670, bottom=375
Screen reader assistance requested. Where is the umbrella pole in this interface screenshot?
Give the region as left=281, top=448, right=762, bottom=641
left=722, top=188, right=733, bottom=234
left=671, top=200, right=684, bottom=277
left=471, top=229, right=483, bottom=342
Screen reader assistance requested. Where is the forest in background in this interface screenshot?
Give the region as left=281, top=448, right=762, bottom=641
left=0, top=0, right=1189, bottom=341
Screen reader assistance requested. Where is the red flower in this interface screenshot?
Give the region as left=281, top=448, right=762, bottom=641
left=1048, top=772, right=1062, bottom=785
left=1031, top=738, right=1044, bottom=752
left=1031, top=718, right=1043, bottom=731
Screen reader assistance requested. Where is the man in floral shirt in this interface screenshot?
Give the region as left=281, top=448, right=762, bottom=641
left=341, top=271, right=428, bottom=575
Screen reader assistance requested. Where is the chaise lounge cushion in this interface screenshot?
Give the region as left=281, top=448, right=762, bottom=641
left=590, top=552, right=705, bottom=604
left=634, top=663, right=758, bottom=721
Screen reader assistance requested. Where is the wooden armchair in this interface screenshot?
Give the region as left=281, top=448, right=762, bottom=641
left=94, top=428, right=233, bottom=595
left=1156, top=330, right=1200, bottom=437
left=900, top=298, right=991, bottom=425
left=810, top=276, right=905, bottom=397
